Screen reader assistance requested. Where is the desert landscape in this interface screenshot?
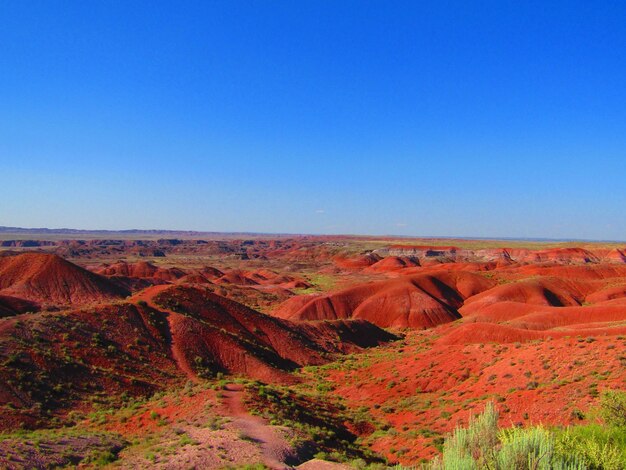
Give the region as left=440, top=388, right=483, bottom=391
left=1, top=227, right=625, bottom=468
left=3, top=2, right=626, bottom=468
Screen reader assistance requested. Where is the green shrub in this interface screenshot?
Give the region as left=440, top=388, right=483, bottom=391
left=497, top=426, right=581, bottom=470
left=437, top=402, right=498, bottom=468
left=554, top=424, right=626, bottom=470
left=600, top=390, right=626, bottom=428
left=430, top=403, right=584, bottom=469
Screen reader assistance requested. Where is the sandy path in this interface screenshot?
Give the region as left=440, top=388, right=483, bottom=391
left=222, top=384, right=292, bottom=470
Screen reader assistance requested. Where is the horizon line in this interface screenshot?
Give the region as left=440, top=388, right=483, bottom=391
left=0, top=225, right=624, bottom=244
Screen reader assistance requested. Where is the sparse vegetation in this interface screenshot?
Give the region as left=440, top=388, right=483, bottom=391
left=428, top=397, right=626, bottom=470
left=2, top=235, right=626, bottom=468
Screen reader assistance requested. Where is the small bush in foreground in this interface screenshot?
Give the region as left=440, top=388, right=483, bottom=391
left=429, top=403, right=584, bottom=469
left=600, top=390, right=626, bottom=428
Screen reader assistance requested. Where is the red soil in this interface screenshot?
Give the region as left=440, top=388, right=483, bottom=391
left=332, top=253, right=382, bottom=269
left=603, top=248, right=626, bottom=263
left=214, top=269, right=310, bottom=290
left=460, top=278, right=585, bottom=316
left=146, top=285, right=396, bottom=381
left=365, top=256, right=420, bottom=273
left=436, top=322, right=626, bottom=345
left=0, top=283, right=396, bottom=430
left=200, top=266, right=225, bottom=279
left=504, top=304, right=626, bottom=330
left=0, top=294, right=39, bottom=317
left=274, top=272, right=495, bottom=329
left=98, top=260, right=186, bottom=282
left=322, top=328, right=626, bottom=465
left=507, top=263, right=626, bottom=280
left=528, top=247, right=600, bottom=264
left=222, top=384, right=292, bottom=469
left=585, top=284, right=626, bottom=303
left=4, top=236, right=626, bottom=466
left=0, top=253, right=129, bottom=306
left=215, top=269, right=260, bottom=286
left=177, top=273, right=213, bottom=284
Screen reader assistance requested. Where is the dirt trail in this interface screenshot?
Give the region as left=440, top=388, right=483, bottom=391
left=222, top=384, right=292, bottom=470
left=132, top=288, right=292, bottom=467
left=131, top=285, right=198, bottom=382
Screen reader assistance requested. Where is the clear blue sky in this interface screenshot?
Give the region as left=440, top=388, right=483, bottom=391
left=1, top=1, right=625, bottom=240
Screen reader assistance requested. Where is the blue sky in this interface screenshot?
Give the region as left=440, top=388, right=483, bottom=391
left=1, top=1, right=625, bottom=239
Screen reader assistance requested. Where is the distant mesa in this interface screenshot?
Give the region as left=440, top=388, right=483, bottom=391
left=528, top=247, right=600, bottom=264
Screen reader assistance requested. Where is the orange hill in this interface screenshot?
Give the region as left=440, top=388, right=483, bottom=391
left=0, top=253, right=129, bottom=306
left=97, top=260, right=186, bottom=282
left=0, top=284, right=396, bottom=430
left=274, top=271, right=495, bottom=328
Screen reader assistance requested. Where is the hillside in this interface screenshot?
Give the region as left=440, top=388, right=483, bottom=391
left=0, top=253, right=129, bottom=306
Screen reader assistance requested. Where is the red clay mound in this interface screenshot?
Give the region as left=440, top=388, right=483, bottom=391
left=281, top=279, right=312, bottom=289
left=150, top=285, right=396, bottom=379
left=274, top=294, right=323, bottom=317
left=241, top=269, right=306, bottom=287
left=213, top=269, right=310, bottom=290
left=0, top=295, right=40, bottom=317
left=199, top=266, right=224, bottom=279
left=354, top=284, right=461, bottom=329
left=492, top=247, right=601, bottom=264
left=529, top=247, right=600, bottom=264
left=592, top=297, right=626, bottom=307
left=365, top=256, right=420, bottom=273
left=437, top=318, right=626, bottom=345
left=458, top=301, right=542, bottom=323
left=438, top=323, right=548, bottom=345
left=246, top=268, right=279, bottom=282
left=0, top=253, right=129, bottom=306
left=0, top=285, right=396, bottom=430
left=333, top=253, right=382, bottom=269
left=0, top=301, right=180, bottom=430
left=215, top=269, right=260, bottom=286
left=274, top=272, right=496, bottom=329
left=506, top=304, right=626, bottom=330
left=177, top=273, right=213, bottom=284
left=510, top=264, right=626, bottom=280
left=585, top=285, right=626, bottom=304
left=460, top=278, right=585, bottom=318
left=98, top=261, right=186, bottom=282
left=602, top=248, right=626, bottom=263
left=401, top=262, right=496, bottom=277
